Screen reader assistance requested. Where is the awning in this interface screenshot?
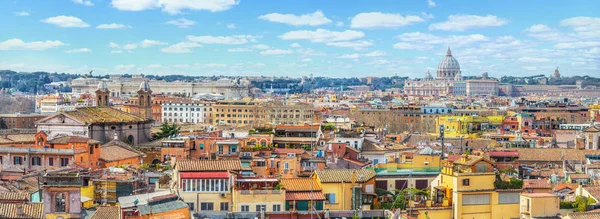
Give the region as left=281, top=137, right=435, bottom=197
left=180, top=172, right=229, bottom=179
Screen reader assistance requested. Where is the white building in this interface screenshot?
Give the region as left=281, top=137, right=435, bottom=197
left=162, top=102, right=209, bottom=124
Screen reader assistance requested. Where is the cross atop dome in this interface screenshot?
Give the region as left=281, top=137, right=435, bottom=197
left=446, top=47, right=452, bottom=56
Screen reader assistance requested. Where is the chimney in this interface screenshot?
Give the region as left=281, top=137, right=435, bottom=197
left=16, top=205, right=24, bottom=216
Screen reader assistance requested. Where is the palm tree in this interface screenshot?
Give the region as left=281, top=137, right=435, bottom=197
left=155, top=123, right=180, bottom=139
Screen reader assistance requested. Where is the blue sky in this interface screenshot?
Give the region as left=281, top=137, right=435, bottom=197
left=0, top=0, right=599, bottom=78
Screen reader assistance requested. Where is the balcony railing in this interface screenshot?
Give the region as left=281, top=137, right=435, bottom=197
left=237, top=190, right=283, bottom=195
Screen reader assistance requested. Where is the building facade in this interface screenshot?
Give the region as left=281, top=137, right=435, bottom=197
left=162, top=102, right=211, bottom=124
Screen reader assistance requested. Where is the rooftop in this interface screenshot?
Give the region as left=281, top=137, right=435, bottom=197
left=314, top=169, right=376, bottom=183
left=90, top=206, right=120, bottom=219
left=0, top=203, right=44, bottom=219
left=63, top=106, right=147, bottom=123
left=176, top=159, right=243, bottom=172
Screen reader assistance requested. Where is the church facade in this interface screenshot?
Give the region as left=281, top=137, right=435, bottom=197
left=37, top=81, right=154, bottom=145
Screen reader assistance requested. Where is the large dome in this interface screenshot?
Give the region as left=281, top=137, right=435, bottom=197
left=437, top=48, right=461, bottom=80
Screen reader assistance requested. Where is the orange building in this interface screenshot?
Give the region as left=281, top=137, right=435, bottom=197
left=34, top=132, right=102, bottom=170
left=99, top=140, right=145, bottom=168
left=128, top=194, right=191, bottom=219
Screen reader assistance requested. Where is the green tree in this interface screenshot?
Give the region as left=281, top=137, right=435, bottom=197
left=155, top=123, right=180, bottom=139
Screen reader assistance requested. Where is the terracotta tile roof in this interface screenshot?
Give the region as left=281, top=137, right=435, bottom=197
left=583, top=186, right=600, bottom=200
left=274, top=148, right=304, bottom=155
left=569, top=173, right=590, bottom=179
left=583, top=126, right=600, bottom=132
left=0, top=203, right=44, bottom=219
left=453, top=155, right=491, bottom=166
left=0, top=192, right=29, bottom=201
left=90, top=206, right=120, bottom=219
left=100, top=140, right=145, bottom=162
left=275, top=125, right=320, bottom=132
left=286, top=192, right=326, bottom=201
left=176, top=159, right=243, bottom=172
left=280, top=178, right=321, bottom=191
left=314, top=169, right=376, bottom=183
left=554, top=184, right=578, bottom=191
left=63, top=107, right=147, bottom=123
left=566, top=212, right=600, bottom=219
left=0, top=134, right=36, bottom=144
left=47, top=136, right=101, bottom=144
left=489, top=150, right=519, bottom=157
left=523, top=179, right=551, bottom=189
left=516, top=148, right=600, bottom=162
left=521, top=193, right=557, bottom=198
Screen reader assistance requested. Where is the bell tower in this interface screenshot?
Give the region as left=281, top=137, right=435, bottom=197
left=95, top=81, right=110, bottom=107
left=137, top=81, right=152, bottom=120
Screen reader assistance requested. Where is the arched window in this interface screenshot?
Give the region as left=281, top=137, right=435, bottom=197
left=55, top=193, right=66, bottom=212
left=32, top=157, right=41, bottom=166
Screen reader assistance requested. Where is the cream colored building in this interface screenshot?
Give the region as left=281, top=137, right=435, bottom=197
left=71, top=75, right=249, bottom=99
left=466, top=79, right=499, bottom=96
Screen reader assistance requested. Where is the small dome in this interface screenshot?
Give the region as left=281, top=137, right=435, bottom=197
left=425, top=71, right=433, bottom=80
left=482, top=72, right=489, bottom=79
left=139, top=81, right=151, bottom=91
left=454, top=72, right=463, bottom=81
left=97, top=81, right=108, bottom=90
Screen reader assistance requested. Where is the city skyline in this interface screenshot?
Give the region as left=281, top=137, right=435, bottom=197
left=0, top=0, right=599, bottom=78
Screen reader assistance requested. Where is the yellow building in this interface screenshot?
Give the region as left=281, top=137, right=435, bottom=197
left=419, top=155, right=521, bottom=219
left=313, top=169, right=377, bottom=211
left=436, top=116, right=498, bottom=138
left=212, top=100, right=266, bottom=127
left=232, top=177, right=286, bottom=212
left=519, top=193, right=560, bottom=219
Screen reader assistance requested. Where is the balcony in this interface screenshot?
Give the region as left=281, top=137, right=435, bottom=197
left=217, top=151, right=239, bottom=156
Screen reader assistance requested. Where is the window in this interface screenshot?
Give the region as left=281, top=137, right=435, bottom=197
left=220, top=202, right=229, bottom=211
left=49, top=157, right=54, bottom=166
left=256, top=205, right=266, bottom=212
left=284, top=162, right=289, bottom=170
left=0, top=156, right=2, bottom=164
left=498, top=193, right=520, bottom=204
left=462, top=194, right=490, bottom=205
left=200, top=144, right=204, bottom=150
left=13, top=156, right=22, bottom=165
left=325, top=193, right=336, bottom=204
left=200, top=202, right=214, bottom=211
left=55, top=193, right=66, bottom=212
left=273, top=204, right=281, bottom=212
left=462, top=179, right=470, bottom=186
left=60, top=158, right=69, bottom=167
left=187, top=202, right=194, bottom=211
left=241, top=205, right=250, bottom=212
left=475, top=163, right=488, bottom=173
left=32, top=157, right=41, bottom=166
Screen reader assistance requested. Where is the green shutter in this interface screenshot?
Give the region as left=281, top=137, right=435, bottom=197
left=315, top=201, right=323, bottom=210
left=297, top=201, right=309, bottom=211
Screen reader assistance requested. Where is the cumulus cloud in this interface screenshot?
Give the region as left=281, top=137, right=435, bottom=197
left=111, top=0, right=239, bottom=14
left=187, top=35, right=258, bottom=45
left=123, top=43, right=138, bottom=50
left=15, top=11, right=30, bottom=16
left=525, top=24, right=552, bottom=33
left=96, top=23, right=132, bottom=29
left=337, top=50, right=386, bottom=59
left=252, top=44, right=270, bottom=50
left=427, top=0, right=436, bottom=7
left=517, top=57, right=550, bottom=62
left=325, top=40, right=373, bottom=48
left=0, top=38, right=67, bottom=50
left=429, top=14, right=507, bottom=31
left=392, top=42, right=433, bottom=50
left=161, top=42, right=202, bottom=53
left=290, top=43, right=302, bottom=48
left=72, top=0, right=94, bottom=6
left=260, top=49, right=293, bottom=55
left=41, top=15, right=90, bottom=28
left=65, top=48, right=92, bottom=53
left=258, top=10, right=332, bottom=26
left=227, top=24, right=236, bottom=29
left=554, top=41, right=600, bottom=49
left=108, top=42, right=120, bottom=48
left=141, top=39, right=167, bottom=48
left=350, top=12, right=426, bottom=29
left=227, top=48, right=252, bottom=52
left=166, top=18, right=196, bottom=28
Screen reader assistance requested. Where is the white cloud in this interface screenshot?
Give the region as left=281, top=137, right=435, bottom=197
left=0, top=38, right=67, bottom=50
left=395, top=32, right=489, bottom=47
left=111, top=50, right=123, bottom=54
left=161, top=42, right=202, bottom=53
left=350, top=12, right=426, bottom=29
left=427, top=0, right=436, bottom=7
left=560, top=17, right=600, bottom=32
left=338, top=53, right=360, bottom=59
left=65, top=48, right=92, bottom=53
left=123, top=43, right=138, bottom=50
left=258, top=10, right=331, bottom=26
left=260, top=49, right=293, bottom=55
left=301, top=58, right=312, bottom=62
left=227, top=24, right=236, bottom=29
left=252, top=44, right=270, bottom=50
left=525, top=24, right=552, bottom=33
left=96, top=23, right=132, bottom=29
left=290, top=43, right=302, bottom=48
left=336, top=21, right=344, bottom=27
left=363, top=50, right=386, bottom=57
left=41, top=15, right=90, bottom=28
left=111, top=0, right=239, bottom=14
left=393, top=42, right=433, bottom=50
left=187, top=35, right=258, bottom=45
left=108, top=42, right=120, bottom=48
left=554, top=41, right=600, bottom=49
left=517, top=57, right=550, bottom=63
left=325, top=40, right=373, bottom=48
left=368, top=59, right=390, bottom=65
left=227, top=48, right=252, bottom=52
left=166, top=18, right=196, bottom=28
left=73, top=0, right=94, bottom=6
left=15, top=11, right=30, bottom=16
left=429, top=14, right=507, bottom=31
left=297, top=48, right=325, bottom=56
left=141, top=39, right=167, bottom=48
left=279, top=29, right=365, bottom=43
left=421, top=12, right=434, bottom=20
